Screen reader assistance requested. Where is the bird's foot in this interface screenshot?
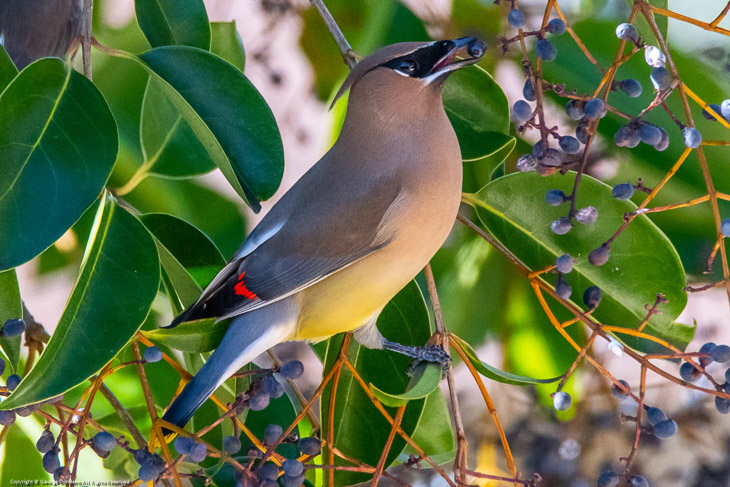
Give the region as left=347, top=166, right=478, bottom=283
left=381, top=340, right=451, bottom=377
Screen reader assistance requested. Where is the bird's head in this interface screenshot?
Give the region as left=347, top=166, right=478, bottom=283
left=332, top=37, right=486, bottom=109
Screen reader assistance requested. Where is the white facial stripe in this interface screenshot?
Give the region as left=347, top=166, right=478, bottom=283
left=393, top=69, right=410, bottom=77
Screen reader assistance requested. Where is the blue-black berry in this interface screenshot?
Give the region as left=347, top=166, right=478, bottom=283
left=631, top=475, right=649, bottom=487
left=611, top=380, right=630, bottom=399
left=508, top=9, right=525, bottom=29
left=279, top=360, right=304, bottom=380
left=536, top=39, right=557, bottom=62
left=644, top=46, right=665, bottom=67
left=264, top=423, right=283, bottom=444
left=223, top=435, right=242, bottom=455
left=588, top=245, right=610, bottom=266
left=598, top=470, right=620, bottom=487
left=619, top=79, right=642, bottom=98
left=584, top=98, right=606, bottom=119
left=523, top=79, right=536, bottom=101
left=546, top=18, right=566, bottom=35
left=36, top=430, right=55, bottom=453
left=612, top=183, right=634, bottom=200
left=2, top=318, right=26, bottom=337
left=721, top=218, right=730, bottom=237
left=263, top=376, right=284, bottom=399
left=716, top=396, right=730, bottom=414
left=283, top=458, right=305, bottom=477
left=650, top=67, right=671, bottom=90
left=512, top=100, right=532, bottom=122
left=583, top=286, right=602, bottom=309
left=556, top=254, right=573, bottom=274
left=138, top=461, right=159, bottom=482
left=703, top=103, right=723, bottom=120
left=257, top=463, right=280, bottom=482
left=638, top=124, right=662, bottom=146
left=553, top=391, right=571, bottom=410
left=188, top=441, right=207, bottom=463
left=298, top=436, right=322, bottom=456
left=0, top=410, right=15, bottom=425
left=576, top=118, right=591, bottom=144
left=249, top=393, right=271, bottom=411
left=679, top=361, right=701, bottom=382
left=699, top=342, right=717, bottom=366
left=174, top=436, right=194, bottom=455
left=0, top=357, right=4, bottom=376
left=6, top=374, right=21, bottom=391
left=92, top=431, right=116, bottom=452
left=646, top=406, right=666, bottom=426
left=551, top=217, right=572, bottom=235
left=559, top=135, right=581, bottom=154
left=143, top=346, right=163, bottom=363
left=682, top=127, right=702, bottom=148
left=711, top=344, right=730, bottom=363
left=555, top=276, right=572, bottom=300
left=576, top=206, right=597, bottom=225
left=43, top=449, right=60, bottom=473
left=615, top=23, right=638, bottom=42
left=517, top=154, right=537, bottom=172
left=545, top=189, right=566, bottom=206
left=654, top=128, right=669, bottom=151
left=721, top=99, right=730, bottom=120
left=653, top=418, right=677, bottom=439
left=281, top=474, right=306, bottom=487
left=565, top=99, right=585, bottom=120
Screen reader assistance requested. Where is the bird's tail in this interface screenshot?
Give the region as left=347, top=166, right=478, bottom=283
left=161, top=303, right=296, bottom=437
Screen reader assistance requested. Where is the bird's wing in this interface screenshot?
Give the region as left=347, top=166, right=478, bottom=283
left=168, top=167, right=404, bottom=326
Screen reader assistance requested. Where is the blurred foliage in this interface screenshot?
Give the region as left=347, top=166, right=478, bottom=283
left=0, top=0, right=725, bottom=484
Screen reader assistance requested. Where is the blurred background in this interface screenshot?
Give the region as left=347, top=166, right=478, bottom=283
left=8, top=0, right=730, bottom=485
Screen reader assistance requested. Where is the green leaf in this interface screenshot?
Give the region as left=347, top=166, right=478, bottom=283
left=0, top=43, right=18, bottom=92
left=119, top=46, right=283, bottom=212
left=0, top=195, right=160, bottom=409
left=369, top=362, right=441, bottom=407
left=321, top=281, right=433, bottom=486
left=450, top=334, right=562, bottom=385
left=95, top=406, right=151, bottom=438
left=0, top=270, right=22, bottom=371
left=143, top=318, right=228, bottom=352
left=465, top=172, right=691, bottom=352
left=1, top=419, right=50, bottom=483
left=140, top=212, right=225, bottom=310
left=139, top=78, right=216, bottom=179
left=135, top=0, right=211, bottom=50
left=443, top=64, right=511, bottom=162
left=405, top=389, right=454, bottom=456
left=0, top=58, right=118, bottom=270
left=210, top=21, right=246, bottom=71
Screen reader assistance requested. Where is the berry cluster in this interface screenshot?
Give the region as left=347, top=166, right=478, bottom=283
left=677, top=341, right=730, bottom=413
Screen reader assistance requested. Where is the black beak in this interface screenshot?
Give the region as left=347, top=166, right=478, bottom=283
left=427, top=37, right=486, bottom=78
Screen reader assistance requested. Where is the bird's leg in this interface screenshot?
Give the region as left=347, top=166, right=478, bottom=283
left=381, top=339, right=451, bottom=376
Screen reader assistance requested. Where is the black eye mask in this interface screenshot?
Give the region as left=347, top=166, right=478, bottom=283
left=382, top=41, right=455, bottom=78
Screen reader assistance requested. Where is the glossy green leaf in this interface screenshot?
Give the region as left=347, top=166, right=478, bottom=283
left=0, top=43, right=18, bottom=92
left=0, top=58, right=118, bottom=270
left=465, top=172, right=691, bottom=352
left=119, top=46, right=283, bottom=212
left=0, top=419, right=50, bottom=483
left=139, top=78, right=216, bottom=179
left=143, top=318, right=228, bottom=352
left=321, top=281, right=432, bottom=486
left=404, top=389, right=454, bottom=457
left=0, top=270, right=22, bottom=371
left=369, top=362, right=441, bottom=407
left=140, top=213, right=225, bottom=311
left=451, top=334, right=562, bottom=385
left=95, top=406, right=151, bottom=439
left=443, top=65, right=511, bottom=162
left=0, top=195, right=160, bottom=409
left=210, top=21, right=246, bottom=71
left=135, top=0, right=211, bottom=50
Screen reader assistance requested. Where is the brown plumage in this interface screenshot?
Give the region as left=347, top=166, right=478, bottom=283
left=162, top=37, right=487, bottom=431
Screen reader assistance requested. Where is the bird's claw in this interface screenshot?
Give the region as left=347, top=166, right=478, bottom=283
left=406, top=345, right=451, bottom=378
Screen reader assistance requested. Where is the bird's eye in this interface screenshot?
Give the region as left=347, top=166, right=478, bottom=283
left=398, top=59, right=417, bottom=74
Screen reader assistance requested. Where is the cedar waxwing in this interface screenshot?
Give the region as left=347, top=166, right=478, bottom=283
left=0, top=0, right=82, bottom=69
left=162, top=37, right=487, bottom=431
